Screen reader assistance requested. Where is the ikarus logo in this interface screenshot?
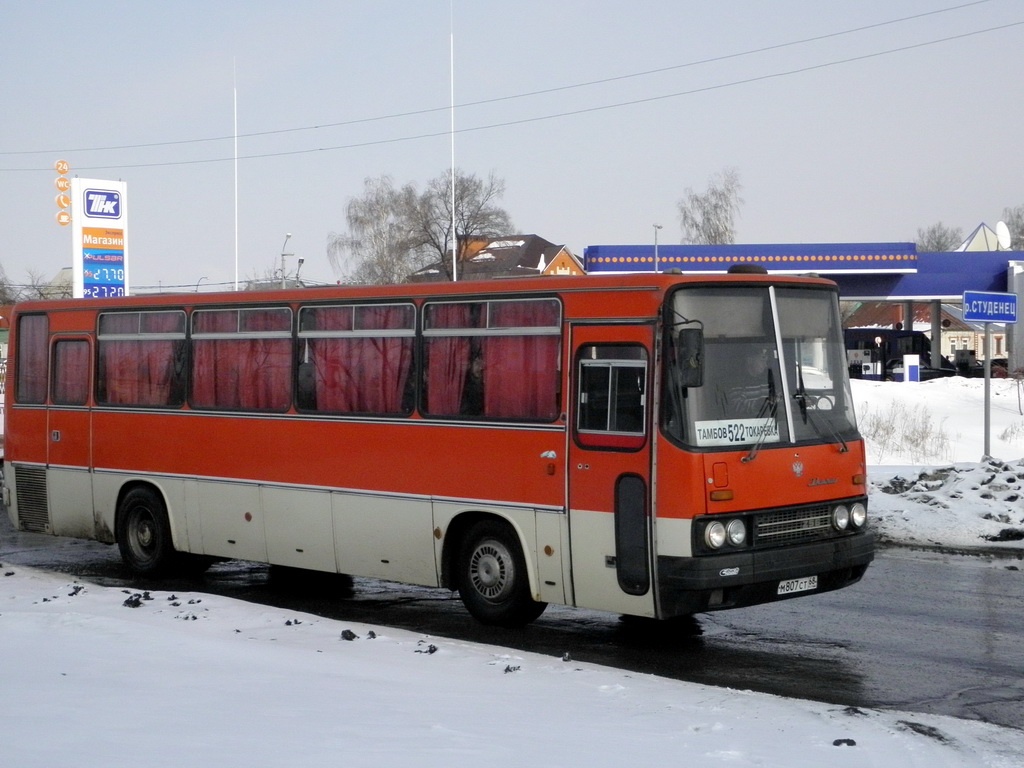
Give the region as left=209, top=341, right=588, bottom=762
left=84, top=189, right=121, bottom=219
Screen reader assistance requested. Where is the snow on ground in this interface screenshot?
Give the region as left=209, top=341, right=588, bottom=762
left=2, top=566, right=1023, bottom=768
left=854, top=377, right=1024, bottom=552
left=854, top=375, right=1024, bottom=467
left=1, top=377, right=1022, bottom=767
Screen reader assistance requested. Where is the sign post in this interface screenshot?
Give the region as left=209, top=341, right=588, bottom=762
left=963, top=291, right=1019, bottom=457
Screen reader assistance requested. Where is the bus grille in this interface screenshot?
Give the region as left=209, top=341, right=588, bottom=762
left=753, top=505, right=833, bottom=547
left=14, top=466, right=50, bottom=533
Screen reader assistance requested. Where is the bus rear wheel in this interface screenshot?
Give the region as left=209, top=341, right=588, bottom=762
left=117, top=487, right=174, bottom=576
left=457, top=520, right=546, bottom=627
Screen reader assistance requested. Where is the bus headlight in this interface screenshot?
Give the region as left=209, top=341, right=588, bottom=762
left=850, top=502, right=867, bottom=529
left=705, top=521, right=727, bottom=549
left=831, top=505, right=850, bottom=531
left=726, top=519, right=747, bottom=546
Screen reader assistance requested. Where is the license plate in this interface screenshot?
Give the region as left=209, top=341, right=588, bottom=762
left=777, top=575, right=818, bottom=595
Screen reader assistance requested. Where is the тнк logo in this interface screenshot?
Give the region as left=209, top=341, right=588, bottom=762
left=84, top=189, right=121, bottom=219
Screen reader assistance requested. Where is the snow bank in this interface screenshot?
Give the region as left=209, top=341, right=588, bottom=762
left=2, top=566, right=1022, bottom=768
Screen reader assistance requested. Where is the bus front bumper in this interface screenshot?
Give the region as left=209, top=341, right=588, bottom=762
left=656, top=531, right=875, bottom=618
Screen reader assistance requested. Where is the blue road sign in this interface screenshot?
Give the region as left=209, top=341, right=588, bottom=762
left=962, top=291, right=1018, bottom=324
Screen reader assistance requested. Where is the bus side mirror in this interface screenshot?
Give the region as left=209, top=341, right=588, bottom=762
left=675, top=327, right=704, bottom=388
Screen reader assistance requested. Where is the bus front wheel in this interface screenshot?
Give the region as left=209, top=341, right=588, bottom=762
left=457, top=520, right=546, bottom=627
left=117, top=487, right=174, bottom=576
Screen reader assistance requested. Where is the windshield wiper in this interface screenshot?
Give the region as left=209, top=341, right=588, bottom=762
left=792, top=362, right=848, bottom=453
left=800, top=399, right=849, bottom=452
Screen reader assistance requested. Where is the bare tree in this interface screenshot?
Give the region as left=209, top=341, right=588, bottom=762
left=328, top=170, right=514, bottom=284
left=327, top=176, right=424, bottom=285
left=406, top=169, right=514, bottom=280
left=0, top=264, right=18, bottom=304
left=0, top=266, right=55, bottom=302
left=677, top=168, right=743, bottom=245
left=1001, top=204, right=1024, bottom=250
left=915, top=222, right=964, bottom=252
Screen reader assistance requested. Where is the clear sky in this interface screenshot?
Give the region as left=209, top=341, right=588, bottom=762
left=1, top=1, right=1021, bottom=292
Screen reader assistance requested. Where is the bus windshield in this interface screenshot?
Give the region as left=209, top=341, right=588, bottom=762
left=664, top=284, right=858, bottom=450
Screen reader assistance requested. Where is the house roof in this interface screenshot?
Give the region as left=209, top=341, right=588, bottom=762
left=410, top=234, right=574, bottom=282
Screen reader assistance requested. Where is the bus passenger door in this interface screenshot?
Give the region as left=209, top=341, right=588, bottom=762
left=567, top=325, right=656, bottom=618
left=46, top=336, right=95, bottom=539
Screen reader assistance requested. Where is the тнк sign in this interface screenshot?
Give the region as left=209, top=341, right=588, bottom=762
left=84, top=189, right=122, bottom=219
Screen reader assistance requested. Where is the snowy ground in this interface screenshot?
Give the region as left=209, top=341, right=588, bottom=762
left=856, top=376, right=1024, bottom=552
left=2, top=377, right=1023, bottom=767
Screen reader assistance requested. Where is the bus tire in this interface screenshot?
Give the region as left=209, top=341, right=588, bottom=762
left=117, top=487, right=175, bottom=576
left=457, top=519, right=547, bottom=627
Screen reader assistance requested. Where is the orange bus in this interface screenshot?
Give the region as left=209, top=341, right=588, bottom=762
left=2, top=270, right=872, bottom=626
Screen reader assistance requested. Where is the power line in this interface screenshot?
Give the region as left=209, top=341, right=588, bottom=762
left=0, top=0, right=995, bottom=157
left=2, top=17, right=1021, bottom=172
left=0, top=0, right=1007, bottom=159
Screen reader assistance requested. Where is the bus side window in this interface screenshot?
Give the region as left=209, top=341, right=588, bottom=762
left=52, top=339, right=90, bottom=406
left=296, top=303, right=415, bottom=417
left=97, top=310, right=187, bottom=408
left=576, top=345, right=648, bottom=450
left=14, top=314, right=49, bottom=404
left=192, top=307, right=293, bottom=412
left=612, top=366, right=645, bottom=432
left=422, top=298, right=560, bottom=421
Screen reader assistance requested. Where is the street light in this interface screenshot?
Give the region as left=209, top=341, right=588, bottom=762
left=653, top=224, right=663, bottom=273
left=280, top=233, right=292, bottom=289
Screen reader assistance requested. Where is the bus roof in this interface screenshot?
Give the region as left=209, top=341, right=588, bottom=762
left=11, top=271, right=840, bottom=315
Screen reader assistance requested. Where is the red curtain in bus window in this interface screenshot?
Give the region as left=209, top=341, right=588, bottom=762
left=354, top=305, right=412, bottom=413
left=15, top=314, right=49, bottom=404
left=192, top=311, right=238, bottom=408
left=99, top=313, right=141, bottom=404
left=138, top=312, right=184, bottom=406
left=52, top=340, right=90, bottom=405
left=192, top=310, right=290, bottom=411
left=239, top=310, right=292, bottom=411
left=310, top=306, right=411, bottom=414
left=425, top=303, right=472, bottom=415
left=309, top=307, right=357, bottom=412
left=483, top=302, right=560, bottom=420
left=100, top=313, right=180, bottom=406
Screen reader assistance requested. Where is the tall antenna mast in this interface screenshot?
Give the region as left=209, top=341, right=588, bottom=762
left=233, top=59, right=239, bottom=290
left=450, top=1, right=457, bottom=281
